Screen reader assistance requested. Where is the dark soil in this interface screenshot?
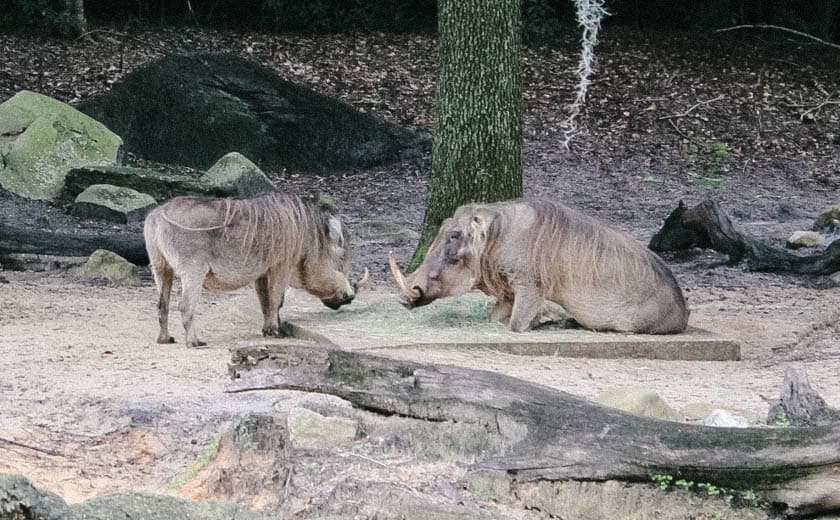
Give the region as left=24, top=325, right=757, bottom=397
left=1, top=24, right=838, bottom=286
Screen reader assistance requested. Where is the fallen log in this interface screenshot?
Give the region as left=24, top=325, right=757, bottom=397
left=649, top=200, right=840, bottom=274
left=0, top=222, right=148, bottom=265
left=228, top=343, right=840, bottom=517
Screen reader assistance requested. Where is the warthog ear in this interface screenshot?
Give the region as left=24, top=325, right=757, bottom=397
left=466, top=213, right=498, bottom=258
left=327, top=216, right=345, bottom=248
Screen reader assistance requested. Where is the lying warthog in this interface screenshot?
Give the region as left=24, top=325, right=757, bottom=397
left=144, top=193, right=367, bottom=347
left=390, top=200, right=689, bottom=334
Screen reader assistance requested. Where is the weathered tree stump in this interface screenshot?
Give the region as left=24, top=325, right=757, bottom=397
left=649, top=200, right=840, bottom=274
left=767, top=368, right=840, bottom=427
left=228, top=343, right=840, bottom=517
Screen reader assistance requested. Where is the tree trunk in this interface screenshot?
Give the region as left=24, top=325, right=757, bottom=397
left=0, top=223, right=148, bottom=265
left=65, top=0, right=87, bottom=37
left=229, top=343, right=840, bottom=517
left=410, top=0, right=523, bottom=269
left=650, top=200, right=840, bottom=274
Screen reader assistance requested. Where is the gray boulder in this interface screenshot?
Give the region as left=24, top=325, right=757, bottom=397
left=72, top=184, right=157, bottom=223
left=0, top=90, right=123, bottom=200
left=201, top=152, right=274, bottom=197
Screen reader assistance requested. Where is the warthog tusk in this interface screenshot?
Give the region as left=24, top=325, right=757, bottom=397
left=388, top=252, right=419, bottom=299
left=353, top=267, right=370, bottom=292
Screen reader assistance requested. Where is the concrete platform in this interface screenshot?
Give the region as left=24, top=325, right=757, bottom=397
left=276, top=290, right=741, bottom=362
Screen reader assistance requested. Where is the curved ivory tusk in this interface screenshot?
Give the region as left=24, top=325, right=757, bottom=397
left=388, top=252, right=420, bottom=299
left=353, top=267, right=370, bottom=292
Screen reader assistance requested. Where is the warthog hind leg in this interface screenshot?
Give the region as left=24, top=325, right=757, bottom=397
left=150, top=254, right=176, bottom=344
left=509, top=285, right=544, bottom=333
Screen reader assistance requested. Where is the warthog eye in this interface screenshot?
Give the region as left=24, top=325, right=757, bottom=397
left=444, top=230, right=463, bottom=260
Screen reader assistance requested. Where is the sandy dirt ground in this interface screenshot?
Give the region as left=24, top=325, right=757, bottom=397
left=1, top=268, right=839, bottom=508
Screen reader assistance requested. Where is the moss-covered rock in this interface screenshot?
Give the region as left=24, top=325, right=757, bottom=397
left=202, top=152, right=275, bottom=197
left=80, top=249, right=138, bottom=283
left=79, top=53, right=411, bottom=174
left=0, top=91, right=123, bottom=200
left=785, top=230, right=824, bottom=249
left=72, top=184, right=157, bottom=223
left=593, top=388, right=681, bottom=421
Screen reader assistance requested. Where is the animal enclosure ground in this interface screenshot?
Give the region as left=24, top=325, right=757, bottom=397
left=1, top=23, right=839, bottom=517
left=1, top=273, right=839, bottom=508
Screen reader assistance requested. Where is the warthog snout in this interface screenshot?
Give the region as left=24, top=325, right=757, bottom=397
left=321, top=295, right=352, bottom=310
left=321, top=268, right=369, bottom=310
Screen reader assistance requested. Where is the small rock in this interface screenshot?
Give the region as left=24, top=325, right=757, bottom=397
left=80, top=249, right=138, bottom=284
left=703, top=409, right=750, bottom=428
left=287, top=407, right=357, bottom=449
left=786, top=230, right=824, bottom=249
left=813, top=205, right=840, bottom=232
left=593, top=388, right=680, bottom=420
left=830, top=272, right=840, bottom=287
left=201, top=152, right=275, bottom=197
left=72, top=184, right=157, bottom=223
left=680, top=402, right=757, bottom=423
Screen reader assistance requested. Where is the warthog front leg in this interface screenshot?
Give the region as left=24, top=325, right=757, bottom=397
left=509, top=285, right=544, bottom=333
left=179, top=273, right=207, bottom=348
left=490, top=298, right=513, bottom=325
left=256, top=270, right=289, bottom=337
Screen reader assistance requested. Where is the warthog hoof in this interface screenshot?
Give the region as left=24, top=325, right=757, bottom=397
left=187, top=340, right=208, bottom=348
left=157, top=336, right=176, bottom=344
left=262, top=325, right=287, bottom=338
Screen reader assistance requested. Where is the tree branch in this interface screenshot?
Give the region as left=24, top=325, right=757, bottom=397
left=650, top=200, right=840, bottom=275
left=715, top=24, right=840, bottom=53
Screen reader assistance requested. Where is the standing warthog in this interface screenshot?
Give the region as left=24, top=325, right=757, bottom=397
left=144, top=193, right=367, bottom=347
left=390, top=200, right=689, bottom=334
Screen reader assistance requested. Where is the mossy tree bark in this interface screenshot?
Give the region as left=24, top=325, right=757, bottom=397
left=410, top=0, right=523, bottom=269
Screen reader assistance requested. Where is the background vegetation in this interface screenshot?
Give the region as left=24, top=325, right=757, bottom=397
left=4, top=0, right=839, bottom=43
